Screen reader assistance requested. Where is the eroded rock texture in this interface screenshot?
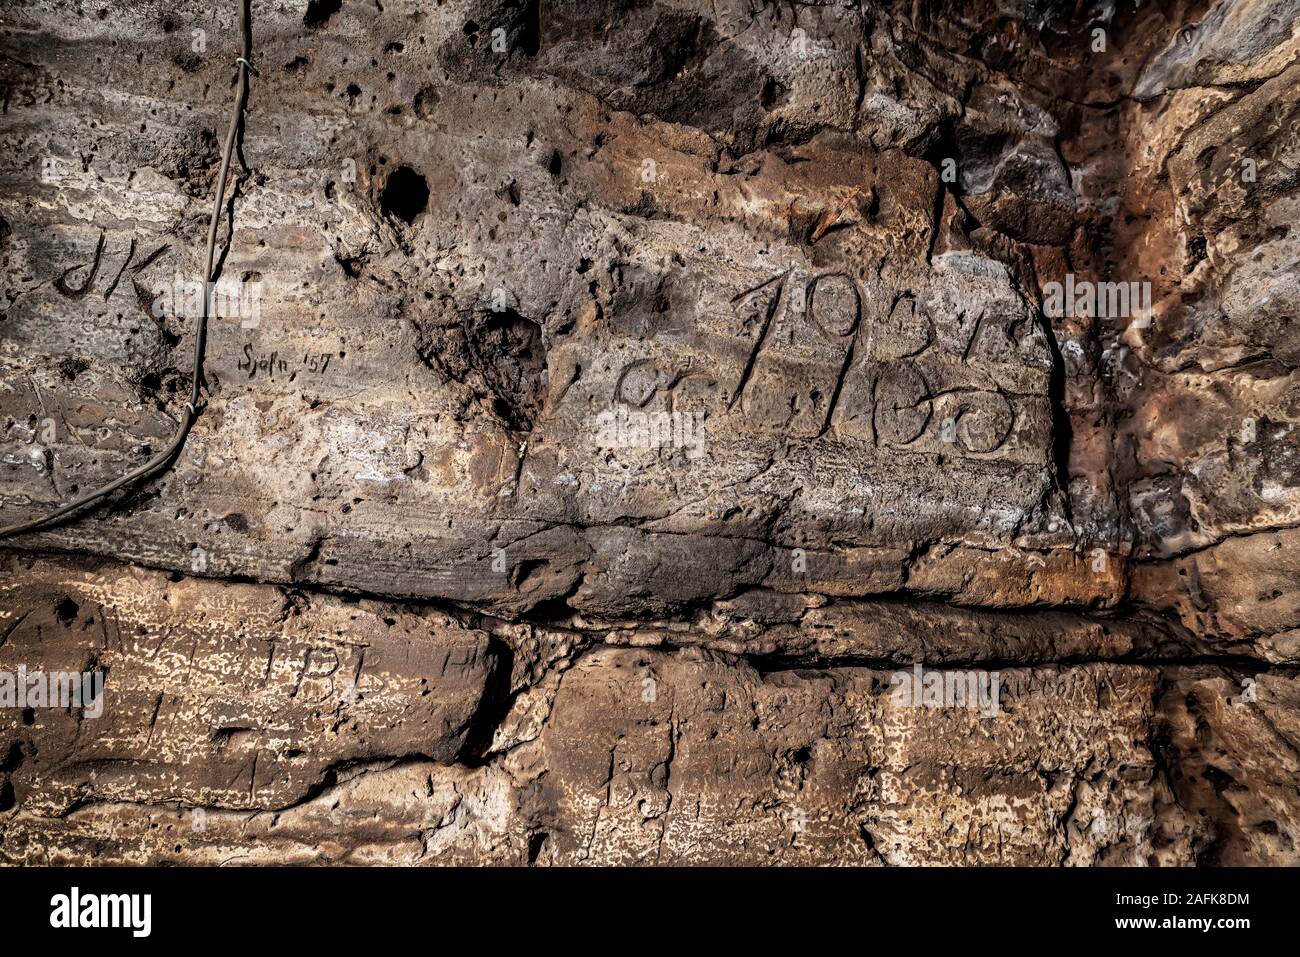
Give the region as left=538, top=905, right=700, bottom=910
left=0, top=0, right=1296, bottom=864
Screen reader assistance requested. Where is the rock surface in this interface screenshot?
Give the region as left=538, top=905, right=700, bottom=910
left=0, top=0, right=1296, bottom=864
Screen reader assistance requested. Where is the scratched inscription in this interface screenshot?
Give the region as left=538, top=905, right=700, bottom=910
left=605, top=267, right=1045, bottom=456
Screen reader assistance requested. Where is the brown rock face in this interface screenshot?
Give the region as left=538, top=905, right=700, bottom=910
left=0, top=0, right=1295, bottom=865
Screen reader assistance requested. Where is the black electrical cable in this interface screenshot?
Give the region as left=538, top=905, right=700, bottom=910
left=0, top=2, right=253, bottom=540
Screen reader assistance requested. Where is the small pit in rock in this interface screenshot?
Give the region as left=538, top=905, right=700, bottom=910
left=304, top=0, right=342, bottom=29
left=380, top=166, right=429, bottom=224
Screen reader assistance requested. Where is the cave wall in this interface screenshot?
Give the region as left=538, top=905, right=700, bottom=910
left=0, top=0, right=1297, bottom=865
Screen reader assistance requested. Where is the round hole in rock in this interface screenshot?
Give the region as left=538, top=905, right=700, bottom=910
left=380, top=166, right=429, bottom=224
left=304, top=0, right=342, bottom=29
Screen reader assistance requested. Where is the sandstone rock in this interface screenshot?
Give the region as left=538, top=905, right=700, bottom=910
left=0, top=0, right=1296, bottom=865
left=0, top=554, right=497, bottom=814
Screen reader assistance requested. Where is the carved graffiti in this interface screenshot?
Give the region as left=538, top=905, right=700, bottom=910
left=874, top=361, right=932, bottom=445
left=598, top=271, right=1028, bottom=456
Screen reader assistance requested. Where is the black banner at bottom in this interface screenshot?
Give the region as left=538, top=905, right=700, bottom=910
left=0, top=866, right=1276, bottom=945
